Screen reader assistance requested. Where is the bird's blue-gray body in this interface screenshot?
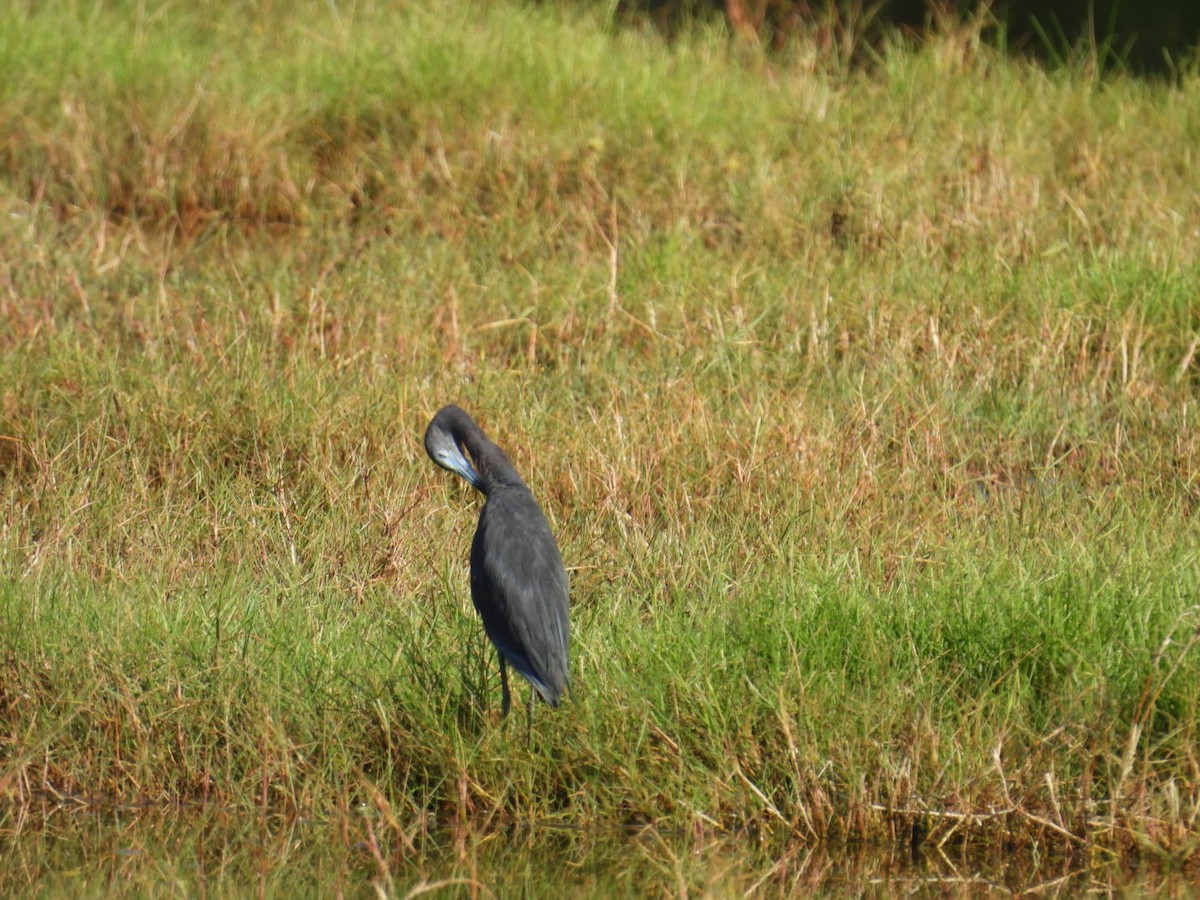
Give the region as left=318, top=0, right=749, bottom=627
left=424, top=405, right=570, bottom=716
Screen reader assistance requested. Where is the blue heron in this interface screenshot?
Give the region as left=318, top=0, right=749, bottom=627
left=424, top=405, right=570, bottom=724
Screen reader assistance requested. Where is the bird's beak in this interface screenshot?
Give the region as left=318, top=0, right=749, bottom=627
left=442, top=445, right=482, bottom=490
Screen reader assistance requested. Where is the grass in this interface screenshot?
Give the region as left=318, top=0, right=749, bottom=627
left=1, top=0, right=1199, bottom=877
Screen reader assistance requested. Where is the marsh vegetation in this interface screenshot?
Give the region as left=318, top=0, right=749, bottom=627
left=1, top=0, right=1198, bottom=892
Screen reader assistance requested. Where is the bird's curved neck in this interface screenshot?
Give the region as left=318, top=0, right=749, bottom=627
left=457, top=424, right=526, bottom=495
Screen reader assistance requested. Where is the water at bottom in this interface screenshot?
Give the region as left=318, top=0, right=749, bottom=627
left=0, top=801, right=1194, bottom=897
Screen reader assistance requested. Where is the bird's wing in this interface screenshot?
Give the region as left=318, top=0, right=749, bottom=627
left=471, top=489, right=570, bottom=702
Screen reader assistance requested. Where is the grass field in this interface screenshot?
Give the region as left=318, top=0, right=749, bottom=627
left=2, top=0, right=1199, bottom=875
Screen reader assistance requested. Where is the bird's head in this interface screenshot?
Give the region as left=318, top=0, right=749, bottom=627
left=425, top=406, right=483, bottom=490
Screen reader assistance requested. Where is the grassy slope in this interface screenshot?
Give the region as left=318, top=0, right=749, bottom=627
left=1, top=0, right=1199, bottom=862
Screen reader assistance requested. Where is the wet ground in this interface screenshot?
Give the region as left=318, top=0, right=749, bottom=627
left=2, top=800, right=1196, bottom=897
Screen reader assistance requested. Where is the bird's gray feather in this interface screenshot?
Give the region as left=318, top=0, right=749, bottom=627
left=425, top=404, right=571, bottom=715
left=470, top=486, right=570, bottom=705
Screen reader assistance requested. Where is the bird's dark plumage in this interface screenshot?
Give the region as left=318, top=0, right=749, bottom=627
left=424, top=405, right=570, bottom=716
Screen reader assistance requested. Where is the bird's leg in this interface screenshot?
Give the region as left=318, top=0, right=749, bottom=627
left=526, top=685, right=536, bottom=746
left=498, top=654, right=512, bottom=719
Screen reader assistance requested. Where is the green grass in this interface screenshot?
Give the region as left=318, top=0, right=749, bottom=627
left=2, top=0, right=1199, bottom=870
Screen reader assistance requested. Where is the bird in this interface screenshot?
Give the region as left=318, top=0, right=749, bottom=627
left=424, top=405, right=570, bottom=726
